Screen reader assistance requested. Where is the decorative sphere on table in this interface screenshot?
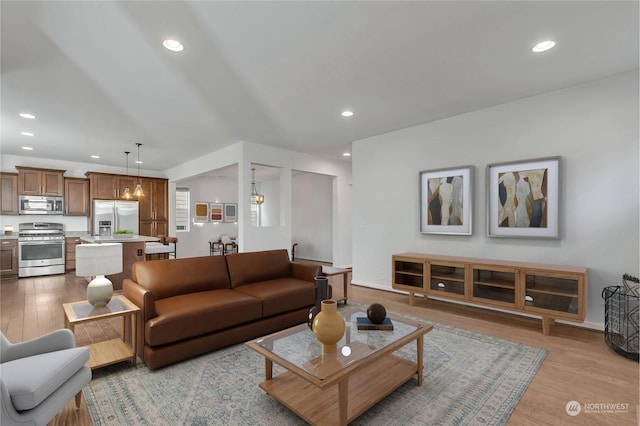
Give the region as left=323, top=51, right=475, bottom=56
left=367, top=303, right=387, bottom=324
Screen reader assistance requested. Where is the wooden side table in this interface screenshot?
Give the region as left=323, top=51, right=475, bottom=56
left=322, top=266, right=351, bottom=304
left=63, top=295, right=140, bottom=369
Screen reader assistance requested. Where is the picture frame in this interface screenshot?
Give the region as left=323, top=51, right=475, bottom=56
left=194, top=202, right=209, bottom=222
left=224, top=203, right=237, bottom=223
left=209, top=203, right=224, bottom=222
left=419, top=165, right=473, bottom=235
left=486, top=156, right=560, bottom=239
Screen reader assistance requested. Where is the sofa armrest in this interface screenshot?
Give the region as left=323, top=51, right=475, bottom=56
left=290, top=262, right=321, bottom=282
left=123, top=279, right=157, bottom=322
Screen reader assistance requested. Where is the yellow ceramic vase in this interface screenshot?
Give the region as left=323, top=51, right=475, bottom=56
left=312, top=300, right=346, bottom=353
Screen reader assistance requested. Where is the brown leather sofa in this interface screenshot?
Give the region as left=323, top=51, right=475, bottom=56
left=123, top=249, right=321, bottom=370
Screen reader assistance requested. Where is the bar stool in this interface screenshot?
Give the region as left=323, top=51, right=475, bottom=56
left=209, top=240, right=224, bottom=256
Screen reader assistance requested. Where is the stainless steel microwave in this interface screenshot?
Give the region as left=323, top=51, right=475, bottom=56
left=19, top=195, right=64, bottom=215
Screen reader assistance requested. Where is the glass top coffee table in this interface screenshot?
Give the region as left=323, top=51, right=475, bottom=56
left=246, top=307, right=432, bottom=425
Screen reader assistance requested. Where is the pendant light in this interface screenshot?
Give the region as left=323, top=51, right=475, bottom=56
left=122, top=151, right=132, bottom=199
left=133, top=143, right=144, bottom=197
left=250, top=168, right=264, bottom=205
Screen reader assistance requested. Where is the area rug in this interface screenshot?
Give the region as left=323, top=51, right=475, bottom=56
left=84, top=309, right=547, bottom=426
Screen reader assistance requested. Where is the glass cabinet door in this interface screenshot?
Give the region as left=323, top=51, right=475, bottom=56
left=472, top=267, right=516, bottom=306
left=523, top=273, right=580, bottom=315
left=428, top=262, right=465, bottom=297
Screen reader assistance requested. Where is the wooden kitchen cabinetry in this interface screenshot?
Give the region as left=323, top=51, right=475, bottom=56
left=392, top=253, right=587, bottom=334
left=65, top=236, right=82, bottom=271
left=1, top=173, right=19, bottom=215
left=85, top=172, right=169, bottom=236
left=85, top=172, right=138, bottom=200
left=0, top=239, right=18, bottom=277
left=139, top=178, right=168, bottom=236
left=16, top=166, right=65, bottom=196
left=64, top=178, right=89, bottom=216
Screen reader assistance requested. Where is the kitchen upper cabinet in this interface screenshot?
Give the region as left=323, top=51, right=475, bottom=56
left=1, top=173, right=19, bottom=215
left=64, top=178, right=89, bottom=216
left=16, top=166, right=65, bottom=196
left=87, top=172, right=117, bottom=199
left=86, top=172, right=144, bottom=200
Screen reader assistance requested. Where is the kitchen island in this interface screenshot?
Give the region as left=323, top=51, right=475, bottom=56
left=79, top=235, right=160, bottom=290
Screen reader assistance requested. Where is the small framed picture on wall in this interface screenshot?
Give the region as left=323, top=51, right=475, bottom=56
left=419, top=165, right=473, bottom=235
left=224, top=203, right=237, bottom=222
left=194, top=202, right=209, bottom=222
left=209, top=203, right=224, bottom=222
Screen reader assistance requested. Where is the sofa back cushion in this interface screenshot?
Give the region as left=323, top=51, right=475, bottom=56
left=132, top=256, right=230, bottom=300
left=226, top=249, right=290, bottom=288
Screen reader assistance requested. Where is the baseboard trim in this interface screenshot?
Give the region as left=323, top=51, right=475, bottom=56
left=350, top=280, right=604, bottom=332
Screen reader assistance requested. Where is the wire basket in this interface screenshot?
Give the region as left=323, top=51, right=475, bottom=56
left=602, top=285, right=639, bottom=361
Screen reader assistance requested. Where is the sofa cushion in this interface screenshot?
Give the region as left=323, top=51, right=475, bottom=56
left=1, top=347, right=89, bottom=411
left=234, top=278, right=315, bottom=317
left=147, top=289, right=262, bottom=346
left=226, top=249, right=291, bottom=288
left=133, top=256, right=231, bottom=300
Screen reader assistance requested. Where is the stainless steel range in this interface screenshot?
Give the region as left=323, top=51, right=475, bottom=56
left=18, top=222, right=65, bottom=277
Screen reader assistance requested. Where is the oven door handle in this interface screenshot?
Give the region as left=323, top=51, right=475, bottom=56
left=18, top=240, right=64, bottom=245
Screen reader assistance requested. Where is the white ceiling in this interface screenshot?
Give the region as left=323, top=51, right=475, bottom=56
left=1, top=1, right=638, bottom=172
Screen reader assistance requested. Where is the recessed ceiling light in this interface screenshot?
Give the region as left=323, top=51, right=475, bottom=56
left=342, top=152, right=351, bottom=157
left=163, top=39, right=184, bottom=52
left=532, top=40, right=556, bottom=53
left=135, top=160, right=143, bottom=164
left=341, top=110, right=354, bottom=117
left=20, top=131, right=34, bottom=136
left=91, top=155, right=100, bottom=159
left=19, top=113, right=36, bottom=119
left=22, top=146, right=33, bottom=150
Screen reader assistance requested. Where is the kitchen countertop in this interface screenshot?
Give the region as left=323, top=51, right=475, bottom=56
left=80, top=235, right=160, bottom=243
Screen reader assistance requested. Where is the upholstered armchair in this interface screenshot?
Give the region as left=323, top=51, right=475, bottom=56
left=0, top=329, right=91, bottom=426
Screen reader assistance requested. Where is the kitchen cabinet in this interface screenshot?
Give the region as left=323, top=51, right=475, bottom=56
left=139, top=220, right=168, bottom=238
left=1, top=173, right=19, bottom=215
left=138, top=177, right=168, bottom=236
left=16, top=166, right=65, bottom=196
left=86, top=172, right=169, bottom=236
left=86, top=172, right=145, bottom=200
left=0, top=239, right=18, bottom=277
left=64, top=178, right=89, bottom=216
left=65, top=236, right=82, bottom=270
left=392, top=253, right=587, bottom=335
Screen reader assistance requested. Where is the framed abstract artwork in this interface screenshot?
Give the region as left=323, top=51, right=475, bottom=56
left=194, top=202, right=209, bottom=222
left=209, top=203, right=223, bottom=222
left=487, top=156, right=560, bottom=238
left=419, top=165, right=473, bottom=235
left=224, top=203, right=237, bottom=223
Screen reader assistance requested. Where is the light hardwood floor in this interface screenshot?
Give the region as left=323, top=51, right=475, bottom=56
left=1, top=272, right=638, bottom=426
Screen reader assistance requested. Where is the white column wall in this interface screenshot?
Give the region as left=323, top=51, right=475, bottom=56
left=352, top=71, right=639, bottom=328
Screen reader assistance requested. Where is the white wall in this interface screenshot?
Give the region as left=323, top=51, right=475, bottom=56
left=352, top=71, right=639, bottom=328
left=292, top=172, right=333, bottom=262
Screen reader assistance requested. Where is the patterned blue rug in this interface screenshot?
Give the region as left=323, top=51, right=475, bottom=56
left=84, top=310, right=547, bottom=425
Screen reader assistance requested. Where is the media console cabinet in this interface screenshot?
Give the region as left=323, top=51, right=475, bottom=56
left=392, top=253, right=587, bottom=335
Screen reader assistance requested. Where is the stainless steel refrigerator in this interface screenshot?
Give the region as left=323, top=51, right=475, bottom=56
left=93, top=200, right=139, bottom=236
